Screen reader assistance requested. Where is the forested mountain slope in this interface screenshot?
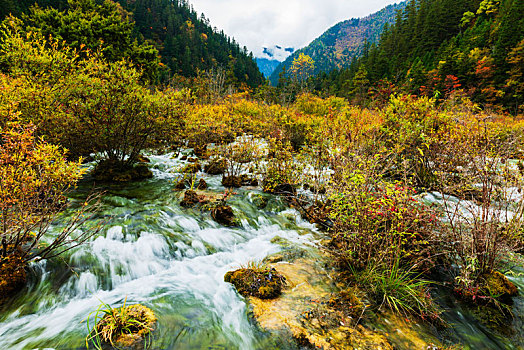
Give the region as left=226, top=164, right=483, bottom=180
left=269, top=2, right=406, bottom=85
left=0, top=0, right=264, bottom=87
left=313, top=0, right=524, bottom=111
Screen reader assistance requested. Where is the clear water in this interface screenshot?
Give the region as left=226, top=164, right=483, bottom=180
left=0, top=153, right=315, bottom=349
left=0, top=153, right=523, bottom=350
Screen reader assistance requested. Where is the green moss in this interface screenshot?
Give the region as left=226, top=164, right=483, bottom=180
left=480, top=270, right=518, bottom=302
left=224, top=267, right=285, bottom=299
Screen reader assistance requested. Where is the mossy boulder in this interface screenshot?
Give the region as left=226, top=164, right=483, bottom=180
left=181, top=162, right=201, bottom=174
left=224, top=267, right=285, bottom=299
left=211, top=205, right=236, bottom=226
left=204, top=158, right=227, bottom=175
left=174, top=179, right=186, bottom=190
left=94, top=304, right=157, bottom=350
left=222, top=175, right=242, bottom=188
left=180, top=190, right=200, bottom=208
left=263, top=181, right=296, bottom=196
left=222, top=175, right=258, bottom=188
left=480, top=270, right=518, bottom=302
left=93, top=160, right=153, bottom=183
left=455, top=270, right=518, bottom=305
left=0, top=255, right=26, bottom=301
left=197, top=178, right=208, bottom=190
left=136, top=154, right=151, bottom=163
left=251, top=194, right=269, bottom=209
left=240, top=174, right=258, bottom=187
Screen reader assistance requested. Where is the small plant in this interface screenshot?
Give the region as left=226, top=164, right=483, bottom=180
left=85, top=298, right=157, bottom=350
left=354, top=260, right=441, bottom=321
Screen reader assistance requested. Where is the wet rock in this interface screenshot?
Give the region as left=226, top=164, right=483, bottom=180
left=224, top=267, right=285, bottom=299
left=197, top=178, right=208, bottom=190
left=480, top=270, right=518, bottom=302
left=188, top=157, right=198, bottom=163
left=180, top=155, right=188, bottom=161
left=180, top=190, right=200, bottom=208
left=204, top=159, right=227, bottom=175
left=211, top=205, right=236, bottom=226
left=94, top=304, right=156, bottom=350
left=0, top=255, right=26, bottom=302
left=222, top=176, right=242, bottom=188
left=93, top=160, right=153, bottom=182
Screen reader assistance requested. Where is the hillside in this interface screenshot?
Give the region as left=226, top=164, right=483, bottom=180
left=0, top=0, right=264, bottom=87
left=269, top=2, right=406, bottom=85
left=313, top=0, right=523, bottom=111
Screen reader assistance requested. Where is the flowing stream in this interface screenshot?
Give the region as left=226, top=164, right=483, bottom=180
left=0, top=153, right=523, bottom=349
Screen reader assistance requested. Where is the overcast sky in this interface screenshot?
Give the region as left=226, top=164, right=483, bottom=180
left=188, top=0, right=402, bottom=58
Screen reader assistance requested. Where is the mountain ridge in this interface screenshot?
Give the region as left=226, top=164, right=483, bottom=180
left=269, top=2, right=407, bottom=85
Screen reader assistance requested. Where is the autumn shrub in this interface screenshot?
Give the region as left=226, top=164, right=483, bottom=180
left=379, top=94, right=453, bottom=188
left=328, top=161, right=439, bottom=273
left=435, top=115, right=524, bottom=299
left=0, top=115, right=101, bottom=298
left=262, top=140, right=303, bottom=194
left=0, top=27, right=185, bottom=166
left=184, top=104, right=236, bottom=147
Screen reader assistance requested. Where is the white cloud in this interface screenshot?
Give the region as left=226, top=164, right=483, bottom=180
left=188, top=0, right=402, bottom=58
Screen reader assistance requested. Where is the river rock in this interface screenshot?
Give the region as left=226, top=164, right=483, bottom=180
left=224, top=267, right=285, bottom=299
